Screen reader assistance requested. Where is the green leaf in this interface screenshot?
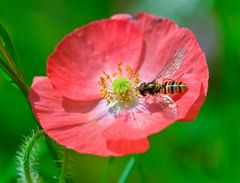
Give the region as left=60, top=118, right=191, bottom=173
left=0, top=57, right=19, bottom=89
left=0, top=24, right=21, bottom=69
left=0, top=24, right=29, bottom=98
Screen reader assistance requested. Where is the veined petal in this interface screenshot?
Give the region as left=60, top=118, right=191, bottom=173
left=102, top=73, right=202, bottom=140
left=47, top=19, right=143, bottom=101
left=112, top=12, right=209, bottom=121
left=113, top=13, right=208, bottom=83
left=102, top=97, right=175, bottom=140
left=172, top=73, right=202, bottom=120
left=29, top=77, right=150, bottom=156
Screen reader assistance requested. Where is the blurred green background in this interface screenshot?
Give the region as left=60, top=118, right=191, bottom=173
left=0, top=0, right=239, bottom=182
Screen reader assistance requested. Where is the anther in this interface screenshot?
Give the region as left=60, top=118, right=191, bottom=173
left=126, top=65, right=132, bottom=74
left=103, top=71, right=112, bottom=81
left=118, top=63, right=122, bottom=74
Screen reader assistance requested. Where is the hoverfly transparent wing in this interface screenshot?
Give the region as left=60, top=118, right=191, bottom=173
left=152, top=94, right=177, bottom=120
left=153, top=48, right=185, bottom=82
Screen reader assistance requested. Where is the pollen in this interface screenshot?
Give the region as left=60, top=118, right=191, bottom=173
left=98, top=63, right=141, bottom=109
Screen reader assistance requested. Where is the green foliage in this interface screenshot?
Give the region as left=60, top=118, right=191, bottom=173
left=0, top=24, right=28, bottom=97
left=0, top=24, right=21, bottom=68
left=0, top=57, right=19, bottom=88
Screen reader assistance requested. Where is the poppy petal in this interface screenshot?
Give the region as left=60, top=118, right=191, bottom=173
left=29, top=77, right=152, bottom=156
left=112, top=12, right=209, bottom=121
left=47, top=19, right=143, bottom=101
left=112, top=13, right=208, bottom=87
left=102, top=97, right=175, bottom=140
left=172, top=73, right=202, bottom=120
left=179, top=84, right=206, bottom=121
left=102, top=73, right=202, bottom=140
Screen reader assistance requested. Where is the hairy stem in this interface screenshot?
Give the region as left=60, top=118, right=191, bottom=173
left=22, top=130, right=44, bottom=183
left=44, top=134, right=62, bottom=168
left=117, top=156, right=136, bottom=183
left=59, top=148, right=68, bottom=183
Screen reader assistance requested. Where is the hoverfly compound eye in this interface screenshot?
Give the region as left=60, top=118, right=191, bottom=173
left=140, top=82, right=146, bottom=88
left=139, top=82, right=147, bottom=96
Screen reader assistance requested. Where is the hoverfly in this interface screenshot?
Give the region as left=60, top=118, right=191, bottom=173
left=138, top=48, right=187, bottom=119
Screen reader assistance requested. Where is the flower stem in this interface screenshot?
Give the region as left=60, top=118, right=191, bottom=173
left=117, top=156, right=136, bottom=183
left=44, top=134, right=62, bottom=168
left=22, top=130, right=44, bottom=183
left=100, top=157, right=115, bottom=183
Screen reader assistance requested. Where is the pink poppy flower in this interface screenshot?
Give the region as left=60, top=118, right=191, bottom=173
left=29, top=13, right=209, bottom=156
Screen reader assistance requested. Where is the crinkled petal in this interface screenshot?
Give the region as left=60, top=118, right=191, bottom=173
left=102, top=73, right=202, bottom=140
left=47, top=19, right=143, bottom=101
left=179, top=62, right=209, bottom=121
left=179, top=84, right=206, bottom=121
left=102, top=97, right=174, bottom=140
left=114, top=13, right=208, bottom=83
left=112, top=12, right=209, bottom=121
left=29, top=77, right=149, bottom=156
left=173, top=73, right=202, bottom=120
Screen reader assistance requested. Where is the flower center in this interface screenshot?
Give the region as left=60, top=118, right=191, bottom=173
left=98, top=63, right=141, bottom=109
left=112, top=77, right=130, bottom=94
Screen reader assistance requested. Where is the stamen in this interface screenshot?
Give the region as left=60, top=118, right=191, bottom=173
left=118, top=63, right=123, bottom=75
left=126, top=64, right=132, bottom=76
left=112, top=72, right=117, bottom=77
left=98, top=63, right=141, bottom=109
left=103, top=71, right=112, bottom=82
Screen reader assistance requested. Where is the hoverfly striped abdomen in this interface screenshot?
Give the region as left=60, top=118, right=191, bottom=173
left=160, top=81, right=187, bottom=94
